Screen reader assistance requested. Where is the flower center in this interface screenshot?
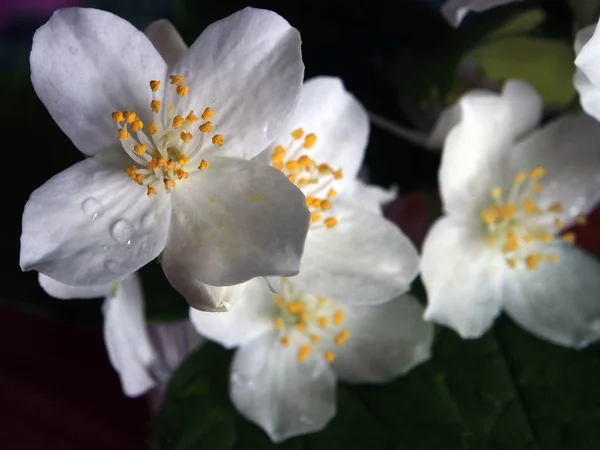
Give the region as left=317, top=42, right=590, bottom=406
left=480, top=166, right=585, bottom=270
left=112, top=75, right=224, bottom=197
left=270, top=128, right=343, bottom=229
left=272, top=279, right=349, bottom=364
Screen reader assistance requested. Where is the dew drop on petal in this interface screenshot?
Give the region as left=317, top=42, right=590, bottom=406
left=110, top=219, right=134, bottom=245
left=81, top=197, right=103, bottom=220
left=104, top=260, right=119, bottom=273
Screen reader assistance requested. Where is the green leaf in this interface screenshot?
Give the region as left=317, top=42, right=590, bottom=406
left=484, top=9, right=546, bottom=41
left=568, top=0, right=598, bottom=29
left=469, top=36, right=577, bottom=111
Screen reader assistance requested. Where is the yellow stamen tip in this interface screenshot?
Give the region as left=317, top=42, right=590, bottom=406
left=201, top=107, right=214, bottom=120
left=324, top=351, right=335, bottom=363
left=320, top=199, right=332, bottom=212
left=317, top=317, right=328, bottom=328
left=280, top=336, right=290, bottom=347
left=149, top=80, right=161, bottom=92
left=131, top=119, right=144, bottom=132
left=324, top=217, right=337, bottom=228
left=514, top=171, right=526, bottom=184
left=274, top=318, right=283, bottom=330
left=112, top=111, right=124, bottom=124
left=212, top=134, right=224, bottom=147
left=134, top=144, right=146, bottom=156
left=529, top=167, right=545, bottom=180
left=169, top=75, right=184, bottom=86
left=147, top=184, right=157, bottom=197
left=151, top=100, right=161, bottom=113
left=172, top=115, right=185, bottom=129
left=334, top=330, right=350, bottom=346
left=186, top=110, right=199, bottom=123
left=310, top=212, right=322, bottom=224
left=327, top=189, right=337, bottom=199
left=163, top=178, right=176, bottom=191
left=303, top=133, right=317, bottom=149
left=491, top=187, right=502, bottom=201
left=123, top=111, right=137, bottom=124
left=198, top=159, right=210, bottom=171
left=291, top=128, right=304, bottom=140
left=310, top=334, right=320, bottom=344
left=333, top=310, right=344, bottom=326
left=297, top=345, right=312, bottom=363
left=117, top=128, right=129, bottom=141
left=176, top=85, right=189, bottom=96
left=147, top=122, right=158, bottom=136
left=180, top=131, right=193, bottom=143
left=199, top=122, right=213, bottom=133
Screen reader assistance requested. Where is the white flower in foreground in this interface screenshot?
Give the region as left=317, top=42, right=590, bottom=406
left=421, top=79, right=600, bottom=348
left=574, top=23, right=600, bottom=121
left=38, top=272, right=175, bottom=397
left=190, top=277, right=433, bottom=442
left=262, top=76, right=419, bottom=305
left=20, top=7, right=310, bottom=311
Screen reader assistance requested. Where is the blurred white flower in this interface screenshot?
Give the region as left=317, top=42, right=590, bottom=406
left=420, top=80, right=600, bottom=347
left=190, top=277, right=433, bottom=442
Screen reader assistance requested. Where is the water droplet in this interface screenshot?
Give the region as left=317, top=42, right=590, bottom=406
left=231, top=372, right=254, bottom=390
left=101, top=245, right=111, bottom=254
left=140, top=241, right=150, bottom=253
left=104, top=260, right=119, bottom=273
left=81, top=197, right=103, bottom=220
left=110, top=219, right=133, bottom=245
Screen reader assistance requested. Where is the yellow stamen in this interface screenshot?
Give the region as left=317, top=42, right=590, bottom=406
left=147, top=122, right=158, bottom=136
left=149, top=80, right=161, bottom=92
left=280, top=336, right=290, bottom=347
left=112, top=111, right=124, bottom=124
left=297, top=345, right=311, bottom=363
left=317, top=317, right=328, bottom=328
left=334, top=330, right=350, bottom=346
left=324, top=217, right=337, bottom=228
left=333, top=310, right=344, bottom=326
left=310, top=212, right=322, bottom=224
left=131, top=119, right=144, bottom=132
left=176, top=168, right=189, bottom=180
left=186, top=111, right=199, bottom=123
left=164, top=178, right=176, bottom=191
left=117, top=128, right=129, bottom=140
left=198, top=159, right=210, bottom=171
left=147, top=184, right=157, bottom=197
left=303, top=133, right=317, bottom=149
left=179, top=156, right=190, bottom=165
left=320, top=200, right=332, bottom=211
left=199, top=122, right=213, bottom=133
left=123, top=111, right=136, bottom=124
left=327, top=189, right=337, bottom=199
left=134, top=144, right=146, bottom=156
left=310, top=335, right=320, bottom=344
left=151, top=100, right=161, bottom=113
left=212, top=134, right=224, bottom=146
left=514, top=171, right=526, bottom=184
left=529, top=167, right=545, bottom=180
left=547, top=254, right=559, bottom=263
left=180, top=131, right=193, bottom=143
left=324, top=351, right=335, bottom=362
left=176, top=85, right=189, bottom=96
left=169, top=75, right=184, bottom=85
left=274, top=318, right=283, bottom=330
left=275, top=296, right=285, bottom=306
left=525, top=254, right=543, bottom=271
left=491, top=187, right=502, bottom=201
left=291, top=128, right=304, bottom=140
left=172, top=115, right=184, bottom=129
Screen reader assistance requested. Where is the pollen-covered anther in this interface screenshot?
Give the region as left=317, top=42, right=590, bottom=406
left=199, top=122, right=212, bottom=133
left=131, top=119, right=144, bottom=133
left=147, top=122, right=158, bottom=136
left=149, top=80, right=161, bottom=92
left=274, top=318, right=283, bottom=330
left=117, top=128, right=129, bottom=140
left=198, top=159, right=210, bottom=171
left=147, top=184, right=157, bottom=197
left=310, top=335, right=320, bottom=344
left=185, top=111, right=199, bottom=123
left=123, top=111, right=137, bottom=124
left=180, top=131, right=193, bottom=143
left=297, top=345, right=312, bottom=363
left=172, top=115, right=185, bottom=129
left=169, top=75, right=184, bottom=85
left=291, top=128, right=304, bottom=140
left=280, top=336, right=290, bottom=347
left=201, top=107, right=214, bottom=120
left=303, top=133, right=317, bottom=149
left=333, top=310, right=344, bottom=326
left=151, top=100, right=161, bottom=113
left=324, top=217, right=337, bottom=228
left=525, top=254, right=544, bottom=271
left=163, top=178, right=176, bottom=191
left=212, top=134, right=224, bottom=146
left=176, top=168, right=190, bottom=180
left=176, top=85, right=189, bottom=97
left=310, top=212, right=322, bottom=224
left=134, top=144, right=146, bottom=156
left=112, top=111, right=124, bottom=124
left=324, top=351, right=335, bottom=363
left=334, top=330, right=350, bottom=346
left=179, top=155, right=190, bottom=165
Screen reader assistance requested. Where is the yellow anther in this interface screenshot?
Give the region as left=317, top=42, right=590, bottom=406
left=514, top=171, right=526, bottom=184
left=523, top=234, right=535, bottom=243
left=303, top=133, right=317, bottom=149
left=327, top=189, right=337, bottom=199
left=506, top=258, right=517, bottom=269
left=523, top=199, right=539, bottom=215
left=497, top=205, right=517, bottom=220
left=502, top=232, right=519, bottom=253
left=310, top=212, right=322, bottom=224
left=554, top=217, right=564, bottom=230
left=480, top=207, right=497, bottom=224
left=125, top=166, right=138, bottom=177
left=134, top=144, right=146, bottom=156
left=297, top=178, right=308, bottom=187
left=176, top=85, right=189, bottom=96
left=201, top=107, right=214, bottom=120
left=123, top=111, right=137, bottom=124
left=320, top=200, right=332, bottom=211
left=147, top=184, right=158, bottom=197
left=491, top=187, right=502, bottom=201
left=176, top=168, right=190, bottom=180
left=297, top=345, right=311, bottom=363
left=333, top=169, right=343, bottom=180
left=333, top=310, right=344, bottom=326
left=525, top=254, right=543, bottom=271
left=310, top=335, right=320, bottom=344
left=318, top=164, right=331, bottom=174
left=169, top=75, right=184, bottom=85
left=317, top=297, right=327, bottom=304
left=280, top=336, right=290, bottom=347
left=297, top=322, right=307, bottom=332
left=287, top=302, right=305, bottom=314
left=147, top=122, right=158, bottom=136
left=180, top=131, right=193, bottom=143
left=533, top=182, right=543, bottom=193
left=334, top=330, right=351, bottom=346
left=148, top=158, right=160, bottom=171
left=112, top=111, right=124, bottom=124
left=274, top=318, right=283, bottom=330
left=275, top=296, right=285, bottom=306
left=166, top=160, right=177, bottom=171
left=199, top=122, right=213, bottom=133
left=172, top=115, right=185, bottom=129
left=132, top=174, right=144, bottom=185
left=117, top=128, right=129, bottom=140
left=286, top=160, right=299, bottom=171
left=131, top=119, right=144, bottom=132
left=576, top=215, right=587, bottom=225
left=529, top=167, right=545, bottom=180
left=198, top=159, right=210, bottom=171
left=297, top=155, right=312, bottom=167
left=562, top=232, right=575, bottom=244
left=324, top=351, right=336, bottom=363
left=547, top=254, right=559, bottom=264
left=151, top=100, right=161, bottom=113
left=291, top=128, right=304, bottom=140
left=324, top=217, right=338, bottom=228
left=185, top=110, right=199, bottom=123
left=547, top=202, right=563, bottom=213
left=317, top=317, right=328, bottom=328
left=163, top=178, right=176, bottom=191
left=539, top=232, right=552, bottom=243
left=212, top=134, right=224, bottom=146
left=179, top=156, right=190, bottom=165
left=149, top=80, right=161, bottom=92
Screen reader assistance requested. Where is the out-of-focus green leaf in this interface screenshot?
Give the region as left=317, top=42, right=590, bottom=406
left=568, top=0, right=598, bottom=29
left=469, top=36, right=577, bottom=110
left=484, top=8, right=546, bottom=40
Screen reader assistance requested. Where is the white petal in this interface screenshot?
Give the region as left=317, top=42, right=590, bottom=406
left=439, top=81, right=542, bottom=216
left=333, top=294, right=433, bottom=383
left=428, top=100, right=461, bottom=148
left=173, top=7, right=303, bottom=160
left=162, top=157, right=309, bottom=301
left=575, top=22, right=600, bottom=121
left=147, top=321, right=204, bottom=373
left=230, top=332, right=336, bottom=443
left=292, top=203, right=419, bottom=305
left=509, top=113, right=600, bottom=224
left=144, top=19, right=188, bottom=68
left=30, top=8, right=166, bottom=156
left=38, top=272, right=110, bottom=299
left=20, top=158, right=171, bottom=285
left=273, top=76, right=369, bottom=194
left=338, top=179, right=397, bottom=215
left=189, top=278, right=275, bottom=348
left=421, top=217, right=504, bottom=338
left=103, top=274, right=158, bottom=397
left=502, top=244, right=600, bottom=348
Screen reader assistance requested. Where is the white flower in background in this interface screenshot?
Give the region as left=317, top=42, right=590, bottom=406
left=38, top=273, right=182, bottom=397
left=20, top=7, right=310, bottom=311
left=574, top=23, right=600, bottom=121
left=440, top=0, right=525, bottom=27
left=421, top=79, right=600, bottom=348
left=190, top=277, right=433, bottom=442
left=262, top=76, right=419, bottom=305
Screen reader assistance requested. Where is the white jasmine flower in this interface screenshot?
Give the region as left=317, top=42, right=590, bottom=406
left=20, top=7, right=310, bottom=311
left=38, top=273, right=171, bottom=397
left=421, top=79, right=600, bottom=347
left=263, top=76, right=420, bottom=305
left=574, top=23, right=600, bottom=121
left=190, top=277, right=433, bottom=442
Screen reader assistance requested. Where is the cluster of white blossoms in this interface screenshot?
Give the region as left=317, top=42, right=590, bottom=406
left=20, top=4, right=600, bottom=444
